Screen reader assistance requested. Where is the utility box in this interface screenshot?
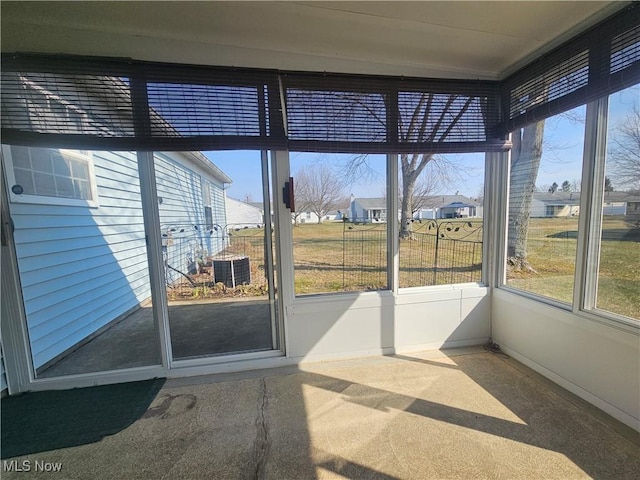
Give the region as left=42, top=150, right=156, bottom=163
left=212, top=255, right=251, bottom=288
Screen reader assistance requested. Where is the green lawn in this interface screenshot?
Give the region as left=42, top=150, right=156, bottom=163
left=507, top=216, right=639, bottom=320
left=169, top=216, right=639, bottom=321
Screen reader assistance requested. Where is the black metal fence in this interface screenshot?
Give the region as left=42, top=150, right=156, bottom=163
left=399, top=220, right=483, bottom=287
left=162, top=223, right=269, bottom=298
left=342, top=224, right=387, bottom=290
left=343, top=219, right=483, bottom=290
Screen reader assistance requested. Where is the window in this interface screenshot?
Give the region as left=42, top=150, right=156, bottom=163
left=505, top=105, right=586, bottom=304
left=3, top=145, right=97, bottom=206
left=595, top=84, right=640, bottom=320
left=292, top=153, right=388, bottom=295
left=202, top=181, right=213, bottom=230
left=399, top=153, right=485, bottom=288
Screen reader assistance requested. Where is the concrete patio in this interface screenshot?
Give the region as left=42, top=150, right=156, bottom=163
left=9, top=347, right=640, bottom=479
left=39, top=298, right=274, bottom=378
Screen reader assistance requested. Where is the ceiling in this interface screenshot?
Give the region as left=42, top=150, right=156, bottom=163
left=0, top=1, right=627, bottom=80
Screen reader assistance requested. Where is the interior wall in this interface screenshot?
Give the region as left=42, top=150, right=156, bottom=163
left=287, top=286, right=490, bottom=361
left=492, top=288, right=640, bottom=431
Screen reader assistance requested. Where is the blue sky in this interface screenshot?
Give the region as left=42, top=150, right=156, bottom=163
left=207, top=84, right=638, bottom=201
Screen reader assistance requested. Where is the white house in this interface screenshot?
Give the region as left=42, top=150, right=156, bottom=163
left=350, top=197, right=387, bottom=223
left=226, top=197, right=264, bottom=227
left=414, top=195, right=482, bottom=220
left=350, top=195, right=481, bottom=222
left=530, top=192, right=639, bottom=218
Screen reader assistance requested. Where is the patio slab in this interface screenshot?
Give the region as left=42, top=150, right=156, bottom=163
left=7, top=348, right=639, bottom=479
left=39, top=298, right=273, bottom=378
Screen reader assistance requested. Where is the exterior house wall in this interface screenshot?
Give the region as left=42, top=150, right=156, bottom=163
left=530, top=199, right=547, bottom=217
left=294, top=211, right=322, bottom=224
left=4, top=148, right=228, bottom=370
left=1, top=344, right=6, bottom=393
left=351, top=200, right=386, bottom=223
left=156, top=153, right=227, bottom=285
left=7, top=150, right=150, bottom=369
left=602, top=202, right=626, bottom=215
left=415, top=208, right=437, bottom=220
left=226, top=197, right=263, bottom=227
left=626, top=201, right=640, bottom=221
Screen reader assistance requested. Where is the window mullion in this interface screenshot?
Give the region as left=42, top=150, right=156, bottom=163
left=387, top=153, right=399, bottom=293
left=574, top=97, right=609, bottom=313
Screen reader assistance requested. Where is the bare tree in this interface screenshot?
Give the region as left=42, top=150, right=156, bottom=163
left=608, top=105, right=640, bottom=192
left=295, top=163, right=345, bottom=224
left=400, top=160, right=451, bottom=216
left=507, top=121, right=545, bottom=271
left=341, top=93, right=474, bottom=239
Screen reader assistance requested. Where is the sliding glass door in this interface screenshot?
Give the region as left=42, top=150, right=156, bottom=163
left=155, top=150, right=280, bottom=362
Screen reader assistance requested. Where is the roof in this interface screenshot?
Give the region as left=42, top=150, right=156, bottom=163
left=15, top=72, right=233, bottom=185
left=418, top=195, right=480, bottom=209
left=354, top=198, right=387, bottom=210
left=355, top=195, right=480, bottom=210
left=227, top=197, right=263, bottom=211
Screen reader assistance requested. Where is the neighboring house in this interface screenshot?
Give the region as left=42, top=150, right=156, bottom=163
left=1, top=74, right=231, bottom=372
left=226, top=197, right=264, bottom=227
left=530, top=192, right=640, bottom=218
left=351, top=197, right=387, bottom=223
left=414, top=195, right=481, bottom=220
left=293, top=210, right=322, bottom=224
left=350, top=195, right=481, bottom=223
left=531, top=192, right=581, bottom=217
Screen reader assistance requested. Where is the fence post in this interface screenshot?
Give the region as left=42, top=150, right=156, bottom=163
left=433, top=222, right=440, bottom=285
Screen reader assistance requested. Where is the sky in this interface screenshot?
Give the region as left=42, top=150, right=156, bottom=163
left=206, top=84, right=638, bottom=202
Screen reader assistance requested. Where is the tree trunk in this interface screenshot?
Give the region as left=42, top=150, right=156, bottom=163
left=400, top=165, right=417, bottom=240
left=507, top=121, right=545, bottom=272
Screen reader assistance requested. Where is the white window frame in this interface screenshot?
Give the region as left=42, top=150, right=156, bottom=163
left=498, top=96, right=639, bottom=330
left=1, top=145, right=99, bottom=208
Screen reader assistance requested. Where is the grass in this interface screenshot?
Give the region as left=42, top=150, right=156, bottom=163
left=507, top=216, right=639, bottom=320
left=167, top=216, right=639, bottom=321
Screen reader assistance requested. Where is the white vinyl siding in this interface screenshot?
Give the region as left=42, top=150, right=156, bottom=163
left=9, top=149, right=229, bottom=370
left=0, top=344, right=6, bottom=392
left=155, top=153, right=227, bottom=286
left=9, top=151, right=149, bottom=369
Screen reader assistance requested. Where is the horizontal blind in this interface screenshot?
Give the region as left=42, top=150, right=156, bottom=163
left=281, top=73, right=503, bottom=154
left=2, top=3, right=637, bottom=153
left=498, top=2, right=640, bottom=134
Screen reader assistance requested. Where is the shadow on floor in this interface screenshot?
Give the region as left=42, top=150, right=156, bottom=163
left=0, top=379, right=165, bottom=459
left=2, top=351, right=639, bottom=479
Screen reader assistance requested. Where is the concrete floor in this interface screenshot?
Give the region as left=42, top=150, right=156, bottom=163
left=40, top=298, right=274, bottom=378
left=12, top=348, right=640, bottom=479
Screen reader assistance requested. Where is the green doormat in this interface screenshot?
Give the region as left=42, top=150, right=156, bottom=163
left=1, top=378, right=165, bottom=459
